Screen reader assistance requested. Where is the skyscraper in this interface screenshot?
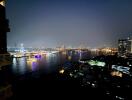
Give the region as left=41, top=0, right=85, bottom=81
left=118, top=39, right=127, bottom=57
left=127, top=37, right=132, bottom=54
left=118, top=35, right=132, bottom=58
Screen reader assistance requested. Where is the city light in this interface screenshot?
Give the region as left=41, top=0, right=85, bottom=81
left=68, top=56, right=72, bottom=60
left=112, top=65, right=130, bottom=75
left=79, top=60, right=106, bottom=67
left=27, top=58, right=37, bottom=62
left=1, top=0, right=132, bottom=99
left=59, top=69, right=65, bottom=74
left=34, top=54, right=41, bottom=59
left=111, top=71, right=122, bottom=77
left=0, top=0, right=5, bottom=6
left=88, top=60, right=106, bottom=67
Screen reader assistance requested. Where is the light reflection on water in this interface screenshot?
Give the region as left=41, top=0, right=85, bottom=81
left=12, top=51, right=89, bottom=75
left=12, top=57, right=27, bottom=74
left=12, top=53, right=63, bottom=75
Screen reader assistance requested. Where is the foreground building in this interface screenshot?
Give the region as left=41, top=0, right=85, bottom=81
left=0, top=0, right=12, bottom=99
left=0, top=0, right=11, bottom=67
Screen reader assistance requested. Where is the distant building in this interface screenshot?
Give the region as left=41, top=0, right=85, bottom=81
left=126, top=37, right=132, bottom=54
left=118, top=36, right=132, bottom=57
left=118, top=39, right=127, bottom=57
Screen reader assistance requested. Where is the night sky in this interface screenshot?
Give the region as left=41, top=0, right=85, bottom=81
left=6, top=0, right=132, bottom=48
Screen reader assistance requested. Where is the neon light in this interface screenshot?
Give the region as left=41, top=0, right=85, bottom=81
left=34, top=54, right=41, bottom=59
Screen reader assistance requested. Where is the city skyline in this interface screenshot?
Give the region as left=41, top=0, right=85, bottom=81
left=1, top=1, right=132, bottom=99
left=6, top=0, right=132, bottom=48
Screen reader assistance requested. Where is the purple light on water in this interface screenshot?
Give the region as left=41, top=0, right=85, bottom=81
left=32, top=62, right=37, bottom=71
left=34, top=54, right=41, bottom=59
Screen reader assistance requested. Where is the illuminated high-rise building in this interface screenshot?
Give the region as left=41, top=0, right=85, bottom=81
left=118, top=39, right=127, bottom=57
left=118, top=35, right=132, bottom=57
left=125, top=36, right=132, bottom=59
left=127, top=37, right=132, bottom=54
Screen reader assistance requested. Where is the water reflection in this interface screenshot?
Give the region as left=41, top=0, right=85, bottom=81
left=12, top=58, right=27, bottom=74
left=12, top=53, right=61, bottom=75
left=79, top=51, right=82, bottom=60
left=26, top=58, right=38, bottom=71
left=12, top=51, right=90, bottom=75
left=31, top=62, right=37, bottom=71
